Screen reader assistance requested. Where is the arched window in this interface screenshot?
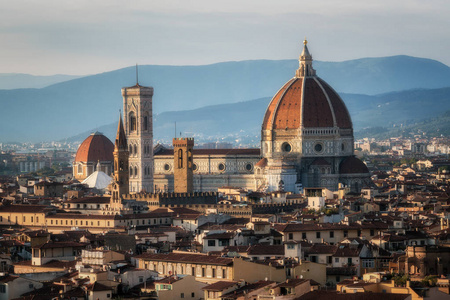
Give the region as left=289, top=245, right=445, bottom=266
left=178, top=149, right=183, bottom=169
left=134, top=145, right=137, bottom=155
left=129, top=145, right=133, bottom=154
left=143, top=114, right=148, bottom=131
left=129, top=112, right=136, bottom=131
left=130, top=166, right=133, bottom=176
left=134, top=166, right=138, bottom=177
left=78, top=164, right=83, bottom=174
left=188, top=149, right=192, bottom=168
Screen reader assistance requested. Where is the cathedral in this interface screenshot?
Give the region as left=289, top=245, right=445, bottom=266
left=152, top=41, right=371, bottom=193
left=75, top=40, right=371, bottom=199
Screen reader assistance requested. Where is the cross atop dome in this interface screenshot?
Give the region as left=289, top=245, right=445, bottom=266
left=295, top=39, right=316, bottom=78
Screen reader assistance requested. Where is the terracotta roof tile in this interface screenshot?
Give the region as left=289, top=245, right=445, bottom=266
left=74, top=132, right=114, bottom=163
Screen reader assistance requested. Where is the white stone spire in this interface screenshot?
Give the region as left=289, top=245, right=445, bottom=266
left=295, top=39, right=316, bottom=78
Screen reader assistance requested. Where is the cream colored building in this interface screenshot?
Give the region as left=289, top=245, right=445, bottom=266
left=155, top=275, right=207, bottom=300
left=135, top=252, right=326, bottom=286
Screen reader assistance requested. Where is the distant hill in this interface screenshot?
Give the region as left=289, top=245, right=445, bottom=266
left=355, top=110, right=450, bottom=139
left=1, top=55, right=450, bottom=142
left=0, top=73, right=82, bottom=89
left=66, top=87, right=450, bottom=145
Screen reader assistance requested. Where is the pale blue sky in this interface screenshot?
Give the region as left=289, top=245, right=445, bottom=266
left=1, top=0, right=449, bottom=75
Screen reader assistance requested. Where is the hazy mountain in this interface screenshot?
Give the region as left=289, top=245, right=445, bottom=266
left=1, top=55, right=449, bottom=142
left=355, top=110, right=450, bottom=139
left=66, top=87, right=450, bottom=145
left=0, top=73, right=82, bottom=89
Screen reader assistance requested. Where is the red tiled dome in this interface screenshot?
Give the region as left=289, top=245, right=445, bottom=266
left=339, top=156, right=369, bottom=174
left=74, top=132, right=114, bottom=163
left=262, top=77, right=352, bottom=131
left=262, top=41, right=352, bottom=132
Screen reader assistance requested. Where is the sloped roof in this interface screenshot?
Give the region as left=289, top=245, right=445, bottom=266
left=81, top=171, right=112, bottom=189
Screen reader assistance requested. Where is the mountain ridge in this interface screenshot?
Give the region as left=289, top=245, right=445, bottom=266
left=1, top=55, right=450, bottom=142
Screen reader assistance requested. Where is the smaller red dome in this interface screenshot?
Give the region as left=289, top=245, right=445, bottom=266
left=339, top=156, right=369, bottom=174
left=74, top=132, right=114, bottom=163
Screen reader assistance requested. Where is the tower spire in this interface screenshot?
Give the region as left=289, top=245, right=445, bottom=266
left=115, top=112, right=128, bottom=151
left=136, top=63, right=139, bottom=86
left=295, top=38, right=316, bottom=78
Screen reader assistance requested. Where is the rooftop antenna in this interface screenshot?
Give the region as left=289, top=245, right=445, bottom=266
left=136, top=63, right=139, bottom=85
left=174, top=122, right=176, bottom=139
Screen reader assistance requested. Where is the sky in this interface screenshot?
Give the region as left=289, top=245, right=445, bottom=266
left=1, top=0, right=449, bottom=75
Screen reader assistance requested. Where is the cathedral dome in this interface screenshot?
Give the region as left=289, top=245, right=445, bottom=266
left=339, top=156, right=369, bottom=174
left=74, top=132, right=114, bottom=163
left=262, top=41, right=352, bottom=131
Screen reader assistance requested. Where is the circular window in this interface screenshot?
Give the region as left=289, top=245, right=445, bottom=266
left=245, top=163, right=253, bottom=171
left=193, top=163, right=198, bottom=171
left=282, top=142, right=292, bottom=152
left=218, top=163, right=226, bottom=172
left=314, top=143, right=323, bottom=153
left=164, top=163, right=171, bottom=171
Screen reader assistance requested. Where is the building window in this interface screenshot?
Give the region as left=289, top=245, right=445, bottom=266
left=222, top=269, right=226, bottom=278
left=178, top=149, right=183, bottom=169
left=362, top=260, right=374, bottom=268
left=191, top=293, right=195, bottom=297
left=78, top=164, right=83, bottom=174
left=316, top=232, right=321, bottom=239
left=302, top=232, right=306, bottom=239
left=202, top=268, right=205, bottom=277
left=370, top=229, right=375, bottom=236
left=164, top=163, right=171, bottom=171
left=192, top=267, right=195, bottom=276
left=129, top=112, right=136, bottom=131
left=343, top=230, right=348, bottom=237
left=314, top=143, right=323, bottom=153
left=330, top=231, right=334, bottom=238
left=218, top=163, right=225, bottom=172
left=207, top=240, right=216, bottom=247
left=0, top=285, right=5, bottom=293
left=181, top=293, right=184, bottom=298
left=288, top=233, right=293, bottom=240
left=282, top=142, right=292, bottom=152
left=245, top=163, right=253, bottom=171
left=144, top=115, right=148, bottom=131
left=212, top=268, right=216, bottom=278
left=335, top=257, right=339, bottom=263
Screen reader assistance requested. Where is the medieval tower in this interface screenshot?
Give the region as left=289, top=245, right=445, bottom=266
left=173, top=137, right=194, bottom=193
left=111, top=114, right=129, bottom=212
left=122, top=83, right=154, bottom=193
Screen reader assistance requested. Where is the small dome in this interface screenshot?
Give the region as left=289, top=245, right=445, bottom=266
left=339, top=156, right=369, bottom=174
left=74, top=132, right=114, bottom=163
